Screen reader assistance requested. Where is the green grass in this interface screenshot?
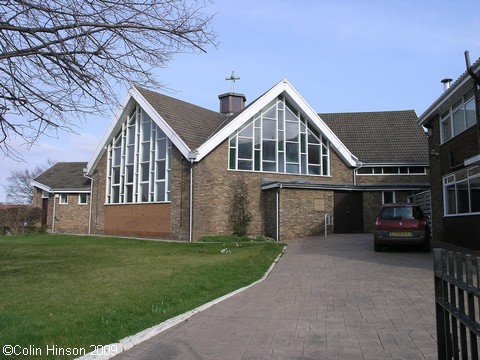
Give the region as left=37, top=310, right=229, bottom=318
left=0, top=234, right=284, bottom=359
left=200, top=235, right=273, bottom=242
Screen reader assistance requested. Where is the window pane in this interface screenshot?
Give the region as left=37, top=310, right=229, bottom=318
left=263, top=106, right=276, bottom=119
left=126, top=185, right=133, bottom=203
left=238, top=138, right=253, bottom=159
left=157, top=138, right=166, bottom=159
left=446, top=184, right=456, bottom=214
left=442, top=118, right=452, bottom=142
left=141, top=121, right=151, bottom=139
left=156, top=182, right=166, bottom=201
left=286, top=142, right=299, bottom=162
left=383, top=191, right=394, bottom=204
left=465, top=98, right=476, bottom=128
left=126, top=165, right=134, bottom=183
left=113, top=167, right=120, bottom=184
left=229, top=148, right=236, bottom=169
left=113, top=147, right=121, bottom=166
left=286, top=163, right=299, bottom=174
left=141, top=163, right=149, bottom=181
left=142, top=142, right=150, bottom=161
left=156, top=160, right=166, bottom=180
left=470, top=177, right=480, bottom=212
left=285, top=122, right=299, bottom=142
left=409, top=166, right=425, bottom=174
left=262, top=140, right=276, bottom=161
left=238, top=160, right=253, bottom=170
left=457, top=181, right=469, bottom=213
left=308, top=144, right=320, bottom=164
left=453, top=108, right=465, bottom=136
left=126, top=146, right=134, bottom=164
left=383, top=167, right=398, bottom=174
left=239, top=122, right=253, bottom=137
left=308, top=165, right=321, bottom=175
left=139, top=183, right=148, bottom=202
left=322, top=155, right=329, bottom=175
left=112, top=187, right=119, bottom=203
left=263, top=119, right=277, bottom=140
left=263, top=162, right=276, bottom=172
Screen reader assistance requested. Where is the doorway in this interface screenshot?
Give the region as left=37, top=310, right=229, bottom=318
left=334, top=191, right=364, bottom=233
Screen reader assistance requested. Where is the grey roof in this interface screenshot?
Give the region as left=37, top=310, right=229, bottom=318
left=33, top=162, right=90, bottom=191
left=320, top=110, right=428, bottom=164
left=135, top=86, right=230, bottom=149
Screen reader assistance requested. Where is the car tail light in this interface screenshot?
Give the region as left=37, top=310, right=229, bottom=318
left=374, top=217, right=381, bottom=228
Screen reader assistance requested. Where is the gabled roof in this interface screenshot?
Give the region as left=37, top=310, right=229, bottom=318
left=32, top=162, right=90, bottom=192
left=86, top=79, right=358, bottom=175
left=194, top=79, right=358, bottom=166
left=134, top=87, right=229, bottom=150
left=418, top=56, right=480, bottom=125
left=320, top=110, right=428, bottom=164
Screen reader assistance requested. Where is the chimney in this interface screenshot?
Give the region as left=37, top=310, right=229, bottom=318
left=218, top=92, right=246, bottom=114
left=441, top=78, right=453, bottom=91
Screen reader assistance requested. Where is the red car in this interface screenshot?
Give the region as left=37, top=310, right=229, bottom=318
left=373, top=203, right=430, bottom=252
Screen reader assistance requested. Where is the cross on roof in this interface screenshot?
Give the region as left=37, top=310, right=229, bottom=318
left=225, top=71, right=240, bottom=93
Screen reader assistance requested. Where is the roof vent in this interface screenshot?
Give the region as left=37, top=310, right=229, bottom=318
left=441, top=78, right=453, bottom=91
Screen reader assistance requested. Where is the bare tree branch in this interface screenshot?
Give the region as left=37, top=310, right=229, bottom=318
left=0, top=0, right=217, bottom=158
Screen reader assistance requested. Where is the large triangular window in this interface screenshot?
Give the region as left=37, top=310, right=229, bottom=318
left=106, top=103, right=172, bottom=204
left=229, top=96, right=329, bottom=176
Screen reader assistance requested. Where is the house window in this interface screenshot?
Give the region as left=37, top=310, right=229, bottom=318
left=106, top=104, right=172, bottom=204
left=357, top=166, right=427, bottom=175
left=440, top=88, right=476, bottom=144
left=228, top=96, right=329, bottom=176
left=78, top=193, right=88, bottom=205
left=443, top=166, right=480, bottom=215
left=59, top=193, right=68, bottom=204
left=382, top=191, right=396, bottom=204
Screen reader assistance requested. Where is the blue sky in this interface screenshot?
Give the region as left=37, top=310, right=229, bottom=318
left=1, top=0, right=480, bottom=203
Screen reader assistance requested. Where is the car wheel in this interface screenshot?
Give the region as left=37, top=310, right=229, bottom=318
left=374, top=243, right=381, bottom=252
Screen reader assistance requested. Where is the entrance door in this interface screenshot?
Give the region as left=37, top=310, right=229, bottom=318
left=334, top=191, right=363, bottom=233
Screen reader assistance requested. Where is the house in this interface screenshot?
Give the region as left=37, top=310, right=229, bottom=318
left=417, top=55, right=480, bottom=250
left=32, top=79, right=429, bottom=241
left=31, top=162, right=91, bottom=233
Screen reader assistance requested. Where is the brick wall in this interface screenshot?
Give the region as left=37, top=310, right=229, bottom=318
left=191, top=139, right=353, bottom=241
left=104, top=203, right=170, bottom=237
left=51, top=193, right=90, bottom=234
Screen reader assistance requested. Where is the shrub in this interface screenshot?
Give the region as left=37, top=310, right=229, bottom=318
left=0, top=206, right=44, bottom=235
left=228, top=177, right=253, bottom=237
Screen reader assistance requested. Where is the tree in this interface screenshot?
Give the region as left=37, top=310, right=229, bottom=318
left=0, top=0, right=216, bottom=158
left=228, top=177, right=253, bottom=237
left=3, top=161, right=54, bottom=204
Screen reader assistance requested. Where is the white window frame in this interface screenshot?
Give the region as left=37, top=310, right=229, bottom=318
left=78, top=193, right=88, bottom=205
left=106, top=104, right=171, bottom=204
left=440, top=88, right=476, bottom=144
left=58, top=193, right=68, bottom=204
left=356, top=166, right=427, bottom=175
left=228, top=97, right=330, bottom=176
left=382, top=191, right=396, bottom=204
left=443, top=166, right=480, bottom=216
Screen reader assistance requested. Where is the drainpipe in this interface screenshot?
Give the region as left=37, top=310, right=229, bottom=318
left=187, top=151, right=198, bottom=243
left=52, top=193, right=57, bottom=232
left=275, top=183, right=282, bottom=242
left=353, top=161, right=364, bottom=186
left=465, top=51, right=480, bottom=88
left=83, top=173, right=94, bottom=235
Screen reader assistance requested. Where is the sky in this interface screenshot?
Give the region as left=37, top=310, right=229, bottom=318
left=1, top=0, right=480, bottom=203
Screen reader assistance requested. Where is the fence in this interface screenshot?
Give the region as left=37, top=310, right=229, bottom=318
left=433, top=248, right=480, bottom=359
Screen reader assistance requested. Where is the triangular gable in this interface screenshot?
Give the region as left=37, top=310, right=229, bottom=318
left=85, top=86, right=192, bottom=175
left=195, top=79, right=358, bottom=167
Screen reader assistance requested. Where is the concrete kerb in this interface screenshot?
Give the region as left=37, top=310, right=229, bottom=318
left=76, top=245, right=287, bottom=360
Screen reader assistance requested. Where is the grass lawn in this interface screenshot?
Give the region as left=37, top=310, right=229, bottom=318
left=0, top=234, right=284, bottom=359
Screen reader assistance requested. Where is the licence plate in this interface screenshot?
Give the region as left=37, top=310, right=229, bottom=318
left=390, top=231, right=413, bottom=237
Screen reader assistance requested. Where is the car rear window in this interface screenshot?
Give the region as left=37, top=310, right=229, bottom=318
left=379, top=206, right=423, bottom=220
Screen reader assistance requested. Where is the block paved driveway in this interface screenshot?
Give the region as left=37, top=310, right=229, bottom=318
left=113, top=234, right=437, bottom=360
